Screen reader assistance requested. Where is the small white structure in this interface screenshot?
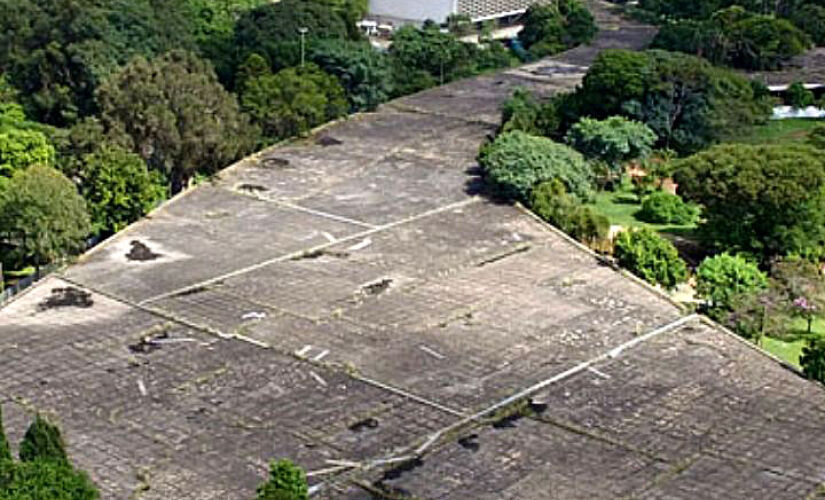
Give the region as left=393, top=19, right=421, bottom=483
left=368, top=0, right=550, bottom=24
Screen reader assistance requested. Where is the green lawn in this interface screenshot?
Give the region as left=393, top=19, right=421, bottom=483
left=759, top=317, right=825, bottom=369
left=736, top=118, right=822, bottom=145
left=587, top=183, right=698, bottom=234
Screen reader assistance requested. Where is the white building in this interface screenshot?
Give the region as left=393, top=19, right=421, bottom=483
left=368, top=0, right=550, bottom=24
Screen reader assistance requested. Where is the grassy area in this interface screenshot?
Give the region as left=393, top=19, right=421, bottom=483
left=759, top=317, right=825, bottom=369
left=587, top=183, right=698, bottom=234
left=736, top=118, right=822, bottom=145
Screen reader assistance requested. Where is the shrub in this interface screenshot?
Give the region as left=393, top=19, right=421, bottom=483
left=530, top=179, right=609, bottom=246
left=791, top=4, right=825, bottom=46
left=614, top=228, right=688, bottom=289
left=565, top=116, right=656, bottom=176
left=518, top=1, right=596, bottom=58
left=801, top=338, right=825, bottom=383
left=256, top=459, right=308, bottom=500
left=785, top=82, right=814, bottom=108
left=809, top=125, right=825, bottom=149
left=637, top=191, right=699, bottom=224
left=696, top=253, right=767, bottom=316
left=479, top=131, right=593, bottom=202
left=674, top=143, right=825, bottom=261
left=19, top=415, right=68, bottom=464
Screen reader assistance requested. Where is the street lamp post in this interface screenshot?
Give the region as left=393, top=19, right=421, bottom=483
left=298, top=27, right=308, bottom=67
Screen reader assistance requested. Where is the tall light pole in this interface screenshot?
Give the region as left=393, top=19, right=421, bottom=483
left=298, top=27, right=308, bottom=67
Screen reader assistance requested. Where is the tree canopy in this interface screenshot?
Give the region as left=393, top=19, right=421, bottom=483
left=565, top=116, right=656, bottom=173
left=578, top=49, right=771, bottom=154
left=614, top=228, right=688, bottom=289
left=0, top=165, right=91, bottom=270
left=242, top=63, right=347, bottom=141
left=479, top=131, right=594, bottom=202
left=674, top=143, right=825, bottom=261
left=97, top=50, right=256, bottom=192
left=518, top=0, right=597, bottom=58
left=256, top=459, right=308, bottom=500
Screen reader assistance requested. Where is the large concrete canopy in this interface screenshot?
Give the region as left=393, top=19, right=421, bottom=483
left=2, top=3, right=824, bottom=499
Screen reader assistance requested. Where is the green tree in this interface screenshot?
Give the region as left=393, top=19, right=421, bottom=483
left=233, top=0, right=359, bottom=75
left=309, top=40, right=393, bottom=112
left=674, top=143, right=825, bottom=260
left=808, top=124, right=825, bottom=149
left=242, top=63, right=347, bottom=141
left=0, top=407, right=11, bottom=467
left=791, top=4, right=825, bottom=46
left=770, top=257, right=825, bottom=334
left=389, top=25, right=479, bottom=88
left=446, top=13, right=474, bottom=36
left=518, top=1, right=596, bottom=58
left=638, top=191, right=699, bottom=224
left=256, top=459, right=308, bottom=500
left=785, top=81, right=814, bottom=108
left=614, top=228, right=688, bottom=289
left=0, top=165, right=91, bottom=272
left=564, top=116, right=656, bottom=177
left=530, top=179, right=609, bottom=246
left=801, top=338, right=825, bottom=383
left=0, top=128, right=55, bottom=179
left=479, top=131, right=593, bottom=202
left=0, top=459, right=99, bottom=500
left=97, top=50, right=257, bottom=192
left=696, top=253, right=767, bottom=315
left=19, top=416, right=67, bottom=464
left=578, top=50, right=771, bottom=154
left=77, top=146, right=165, bottom=234
left=727, top=15, right=809, bottom=70
left=0, top=0, right=197, bottom=126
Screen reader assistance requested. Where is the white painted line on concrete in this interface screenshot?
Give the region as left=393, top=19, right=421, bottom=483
left=419, top=345, right=446, bottom=360
left=139, top=196, right=481, bottom=306
left=588, top=366, right=611, bottom=379
left=347, top=237, right=373, bottom=251
left=309, top=371, right=327, bottom=387
left=413, top=314, right=699, bottom=456
left=296, top=345, right=313, bottom=357
left=313, top=349, right=330, bottom=362
left=321, top=231, right=337, bottom=243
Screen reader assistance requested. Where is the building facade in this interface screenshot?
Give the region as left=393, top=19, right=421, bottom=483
left=368, top=0, right=549, bottom=24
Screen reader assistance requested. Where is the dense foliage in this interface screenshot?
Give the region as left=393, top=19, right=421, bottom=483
left=256, top=459, right=308, bottom=500
left=76, top=146, right=165, bottom=234
left=530, top=179, right=610, bottom=246
left=674, top=143, right=825, bottom=261
left=97, top=50, right=256, bottom=192
left=614, top=228, right=688, bottom=289
left=651, top=6, right=810, bottom=69
left=242, top=63, right=347, bottom=141
left=518, top=1, right=598, bottom=58
left=637, top=191, right=700, bottom=224
left=0, top=410, right=99, bottom=500
left=479, top=131, right=593, bottom=202
left=565, top=116, right=657, bottom=174
left=310, top=40, right=394, bottom=112
left=696, top=253, right=768, bottom=315
left=801, top=338, right=825, bottom=382
left=578, top=49, right=771, bottom=154
left=0, top=165, right=91, bottom=271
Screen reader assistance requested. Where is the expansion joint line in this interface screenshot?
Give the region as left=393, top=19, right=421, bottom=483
left=139, top=196, right=482, bottom=305
left=230, top=187, right=378, bottom=230
left=307, top=314, right=700, bottom=497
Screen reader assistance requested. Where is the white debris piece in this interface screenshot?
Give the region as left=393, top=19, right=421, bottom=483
left=137, top=379, right=147, bottom=397
left=347, top=237, right=372, bottom=251
left=241, top=311, right=267, bottom=321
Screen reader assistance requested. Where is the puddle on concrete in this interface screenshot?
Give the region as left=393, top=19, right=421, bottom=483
left=316, top=135, right=343, bottom=147
left=38, top=287, right=94, bottom=311
left=126, top=240, right=161, bottom=261
left=237, top=183, right=268, bottom=193
left=349, top=417, right=380, bottom=432
left=381, top=458, right=424, bottom=481
left=458, top=434, right=480, bottom=451
left=260, top=156, right=289, bottom=168
left=362, top=278, right=393, bottom=296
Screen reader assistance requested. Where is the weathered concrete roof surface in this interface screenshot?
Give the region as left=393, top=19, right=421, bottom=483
left=2, top=3, right=824, bottom=499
